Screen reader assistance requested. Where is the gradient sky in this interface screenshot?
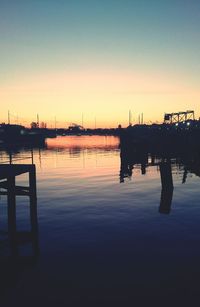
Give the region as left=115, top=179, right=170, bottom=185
left=0, top=0, right=200, bottom=127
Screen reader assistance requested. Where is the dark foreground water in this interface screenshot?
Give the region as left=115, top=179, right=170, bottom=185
left=1, top=136, right=200, bottom=306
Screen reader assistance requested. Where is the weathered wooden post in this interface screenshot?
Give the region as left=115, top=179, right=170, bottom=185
left=7, top=174, right=18, bottom=257
left=29, top=165, right=37, bottom=199
left=29, top=170, right=39, bottom=257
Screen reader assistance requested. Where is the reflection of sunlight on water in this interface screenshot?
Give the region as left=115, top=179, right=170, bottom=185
left=47, top=135, right=120, bottom=150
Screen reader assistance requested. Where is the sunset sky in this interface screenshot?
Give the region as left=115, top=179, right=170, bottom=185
left=0, top=0, right=200, bottom=128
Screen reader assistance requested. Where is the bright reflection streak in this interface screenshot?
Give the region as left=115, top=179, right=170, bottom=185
left=47, top=135, right=120, bottom=150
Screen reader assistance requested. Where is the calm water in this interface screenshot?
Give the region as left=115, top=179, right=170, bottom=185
left=1, top=136, right=200, bottom=306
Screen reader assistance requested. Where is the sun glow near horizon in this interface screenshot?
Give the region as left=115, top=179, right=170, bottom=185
left=1, top=67, right=200, bottom=128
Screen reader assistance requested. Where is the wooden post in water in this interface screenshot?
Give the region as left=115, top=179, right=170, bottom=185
left=7, top=175, right=18, bottom=257
left=28, top=164, right=39, bottom=256
left=30, top=191, right=39, bottom=257
left=29, top=165, right=37, bottom=199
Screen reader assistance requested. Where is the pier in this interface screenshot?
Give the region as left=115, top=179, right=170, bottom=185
left=0, top=163, right=39, bottom=258
left=120, top=110, right=200, bottom=155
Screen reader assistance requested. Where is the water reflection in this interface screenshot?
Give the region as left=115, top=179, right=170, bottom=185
left=47, top=135, right=119, bottom=151
left=1, top=136, right=200, bottom=218
left=120, top=145, right=200, bottom=214
left=0, top=136, right=200, bottom=304
left=159, top=162, right=174, bottom=214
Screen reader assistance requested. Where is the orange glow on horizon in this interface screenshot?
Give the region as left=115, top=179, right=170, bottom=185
left=1, top=68, right=200, bottom=128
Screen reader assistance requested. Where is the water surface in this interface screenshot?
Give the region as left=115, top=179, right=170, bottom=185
left=1, top=135, right=200, bottom=306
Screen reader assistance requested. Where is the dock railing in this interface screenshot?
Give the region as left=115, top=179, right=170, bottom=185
left=0, top=149, right=34, bottom=165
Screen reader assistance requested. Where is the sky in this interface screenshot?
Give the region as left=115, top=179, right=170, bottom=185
left=0, top=0, right=200, bottom=128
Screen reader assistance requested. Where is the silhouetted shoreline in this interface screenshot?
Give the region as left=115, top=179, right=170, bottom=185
left=120, top=120, right=200, bottom=154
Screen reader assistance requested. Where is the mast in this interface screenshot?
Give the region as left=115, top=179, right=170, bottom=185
left=55, top=116, right=57, bottom=129
left=129, top=110, right=132, bottom=126
left=141, top=113, right=143, bottom=124
left=8, top=110, right=10, bottom=124
left=37, top=114, right=39, bottom=128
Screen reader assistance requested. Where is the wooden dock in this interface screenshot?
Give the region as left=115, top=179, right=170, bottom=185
left=0, top=164, right=36, bottom=198
left=0, top=163, right=39, bottom=258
